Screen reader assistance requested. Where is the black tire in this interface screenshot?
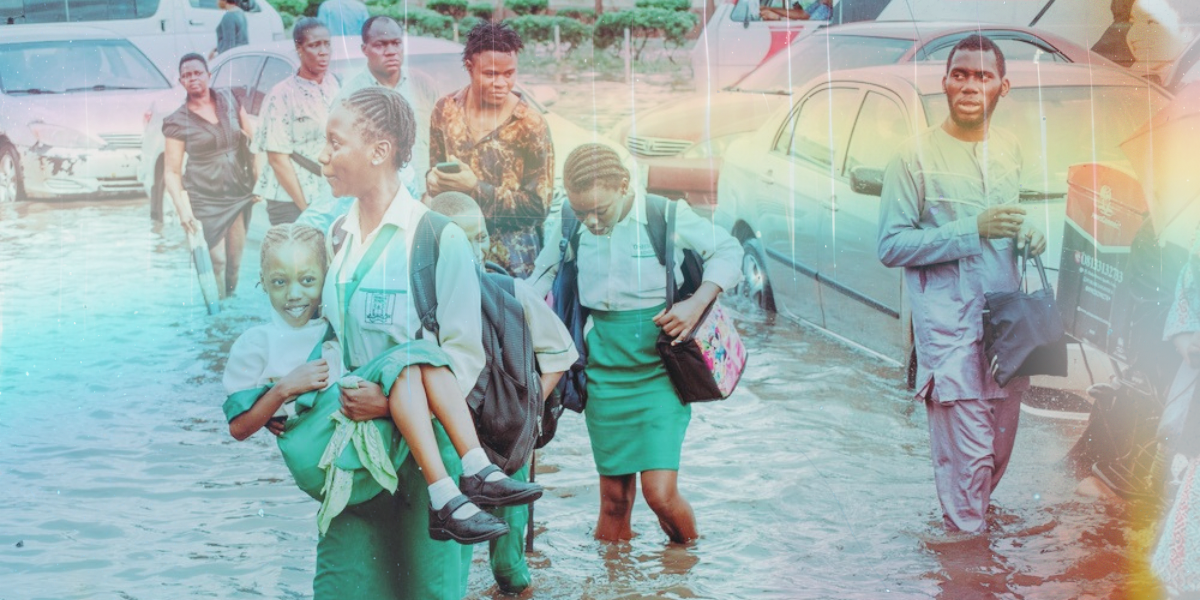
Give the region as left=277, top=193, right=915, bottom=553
left=738, top=238, right=776, bottom=312
left=0, top=142, right=24, bottom=203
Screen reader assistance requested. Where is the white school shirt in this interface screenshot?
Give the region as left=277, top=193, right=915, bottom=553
left=223, top=314, right=344, bottom=417
left=511, top=278, right=579, bottom=374
left=322, top=188, right=485, bottom=397
left=528, top=189, right=743, bottom=311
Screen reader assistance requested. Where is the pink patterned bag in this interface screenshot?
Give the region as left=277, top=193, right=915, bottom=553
left=657, top=299, right=748, bottom=403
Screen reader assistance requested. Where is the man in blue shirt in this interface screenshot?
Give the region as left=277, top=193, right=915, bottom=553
left=317, top=0, right=369, bottom=38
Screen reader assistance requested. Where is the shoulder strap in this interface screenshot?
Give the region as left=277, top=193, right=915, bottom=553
left=560, top=200, right=583, bottom=259
left=664, top=199, right=679, bottom=308
left=643, top=194, right=670, bottom=268
left=410, top=211, right=452, bottom=338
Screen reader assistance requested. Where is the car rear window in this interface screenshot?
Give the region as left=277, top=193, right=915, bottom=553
left=733, top=34, right=912, bottom=93
left=0, top=38, right=170, bottom=94
left=0, top=0, right=161, bottom=24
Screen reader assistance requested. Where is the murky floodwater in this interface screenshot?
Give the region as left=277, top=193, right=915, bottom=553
left=0, top=196, right=1166, bottom=600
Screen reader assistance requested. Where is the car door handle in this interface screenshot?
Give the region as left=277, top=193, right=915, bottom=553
left=825, top=197, right=839, bottom=212
left=761, top=170, right=775, bottom=186
left=189, top=19, right=204, bottom=26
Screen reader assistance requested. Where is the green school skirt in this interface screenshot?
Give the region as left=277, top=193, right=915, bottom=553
left=585, top=305, right=691, bottom=476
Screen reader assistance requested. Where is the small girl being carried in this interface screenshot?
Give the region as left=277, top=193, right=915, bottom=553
left=221, top=223, right=541, bottom=544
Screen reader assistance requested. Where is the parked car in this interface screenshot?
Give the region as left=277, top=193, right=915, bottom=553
left=0, top=26, right=178, bottom=202
left=621, top=20, right=1120, bottom=209
left=691, top=0, right=829, bottom=94
left=0, top=0, right=286, bottom=79
left=714, top=61, right=1168, bottom=388
left=140, top=36, right=623, bottom=216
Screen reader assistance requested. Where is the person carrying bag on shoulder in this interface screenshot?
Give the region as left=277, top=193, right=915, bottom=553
left=527, top=143, right=744, bottom=544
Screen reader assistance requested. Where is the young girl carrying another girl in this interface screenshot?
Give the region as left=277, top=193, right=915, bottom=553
left=222, top=222, right=541, bottom=545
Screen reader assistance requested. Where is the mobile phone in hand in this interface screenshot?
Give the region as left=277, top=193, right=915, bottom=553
left=435, top=161, right=461, bottom=174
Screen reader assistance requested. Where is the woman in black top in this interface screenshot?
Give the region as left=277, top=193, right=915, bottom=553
left=163, top=53, right=257, bottom=297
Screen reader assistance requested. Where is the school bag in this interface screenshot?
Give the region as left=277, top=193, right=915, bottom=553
left=550, top=193, right=704, bottom=412
left=330, top=212, right=552, bottom=475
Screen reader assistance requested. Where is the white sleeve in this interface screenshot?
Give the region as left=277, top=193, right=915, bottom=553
left=674, top=200, right=743, bottom=292
left=223, top=327, right=270, bottom=395
left=513, top=279, right=578, bottom=374
left=435, top=223, right=485, bottom=396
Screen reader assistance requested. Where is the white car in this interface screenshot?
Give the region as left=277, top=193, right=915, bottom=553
left=691, top=0, right=828, bottom=94
left=0, top=0, right=286, bottom=79
left=0, top=26, right=178, bottom=202
left=140, top=35, right=627, bottom=218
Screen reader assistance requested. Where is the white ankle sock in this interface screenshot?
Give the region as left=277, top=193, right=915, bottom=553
left=428, top=477, right=479, bottom=519
left=461, top=448, right=506, bottom=482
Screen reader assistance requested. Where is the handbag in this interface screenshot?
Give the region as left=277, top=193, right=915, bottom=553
left=982, top=248, right=1068, bottom=387
left=655, top=200, right=748, bottom=404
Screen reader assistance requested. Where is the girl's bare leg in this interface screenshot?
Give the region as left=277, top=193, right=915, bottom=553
left=223, top=211, right=247, bottom=296
left=422, top=365, right=484, bottom=457
left=596, top=474, right=636, bottom=542
left=640, top=470, right=698, bottom=544
left=389, top=365, right=449, bottom=485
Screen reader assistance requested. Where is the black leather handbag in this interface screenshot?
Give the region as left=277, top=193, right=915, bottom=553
left=982, top=250, right=1069, bottom=387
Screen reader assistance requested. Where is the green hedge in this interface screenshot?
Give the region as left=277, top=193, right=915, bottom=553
left=427, top=0, right=468, bottom=19
left=504, top=15, right=591, bottom=53
left=505, top=0, right=548, bottom=16
left=556, top=7, right=595, bottom=23
left=468, top=2, right=494, bottom=19
left=593, top=8, right=697, bottom=56
left=368, top=4, right=454, bottom=39
left=635, top=0, right=691, bottom=12
left=460, top=15, right=484, bottom=34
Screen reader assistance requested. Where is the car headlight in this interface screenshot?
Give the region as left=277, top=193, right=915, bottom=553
left=28, top=123, right=106, bottom=150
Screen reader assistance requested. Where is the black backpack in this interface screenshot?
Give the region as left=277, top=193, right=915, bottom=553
left=550, top=193, right=704, bottom=413
left=331, top=212, right=552, bottom=475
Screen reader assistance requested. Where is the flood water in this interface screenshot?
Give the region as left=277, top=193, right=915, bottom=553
left=0, top=195, right=1166, bottom=599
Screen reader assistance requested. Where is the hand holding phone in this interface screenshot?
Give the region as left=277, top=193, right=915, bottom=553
left=435, top=161, right=461, bottom=174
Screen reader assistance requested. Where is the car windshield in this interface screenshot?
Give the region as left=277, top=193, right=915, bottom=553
left=733, top=34, right=912, bottom=93
left=921, top=85, right=1169, bottom=195
left=0, top=38, right=169, bottom=95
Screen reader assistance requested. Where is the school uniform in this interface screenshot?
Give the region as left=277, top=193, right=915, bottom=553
left=529, top=190, right=741, bottom=476
left=487, top=278, right=579, bottom=590
left=317, top=188, right=482, bottom=600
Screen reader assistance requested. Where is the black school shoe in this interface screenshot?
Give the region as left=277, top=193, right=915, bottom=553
left=461, top=464, right=544, bottom=508
left=429, top=494, right=509, bottom=544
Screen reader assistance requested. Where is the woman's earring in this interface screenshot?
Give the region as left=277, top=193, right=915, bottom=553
left=372, top=159, right=381, bottom=166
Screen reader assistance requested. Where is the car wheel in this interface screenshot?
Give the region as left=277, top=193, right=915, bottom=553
left=738, top=238, right=775, bottom=312
left=0, top=143, right=23, bottom=203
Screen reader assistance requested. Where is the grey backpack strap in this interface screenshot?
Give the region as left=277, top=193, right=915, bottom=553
left=410, top=211, right=452, bottom=338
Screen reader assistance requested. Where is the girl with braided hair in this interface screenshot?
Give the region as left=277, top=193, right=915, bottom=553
left=529, top=143, right=743, bottom=544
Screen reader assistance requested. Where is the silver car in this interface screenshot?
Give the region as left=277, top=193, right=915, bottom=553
left=716, top=61, right=1168, bottom=388
left=0, top=26, right=175, bottom=202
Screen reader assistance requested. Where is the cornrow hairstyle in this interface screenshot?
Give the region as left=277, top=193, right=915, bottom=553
left=361, top=15, right=400, bottom=43
left=946, top=33, right=1006, bottom=78
left=562, top=143, right=630, bottom=195
left=430, top=191, right=481, bottom=218
left=260, top=223, right=328, bottom=274
left=462, top=21, right=524, bottom=65
left=178, top=52, right=208, bottom=75
left=340, top=87, right=417, bottom=169
left=293, top=17, right=328, bottom=47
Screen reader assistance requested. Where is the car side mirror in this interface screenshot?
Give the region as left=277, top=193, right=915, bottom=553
left=850, top=166, right=884, bottom=197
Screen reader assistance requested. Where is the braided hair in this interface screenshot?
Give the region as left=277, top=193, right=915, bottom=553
left=260, top=223, right=328, bottom=274
left=462, top=21, right=524, bottom=65
left=562, top=143, right=630, bottom=195
left=340, top=87, right=417, bottom=170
